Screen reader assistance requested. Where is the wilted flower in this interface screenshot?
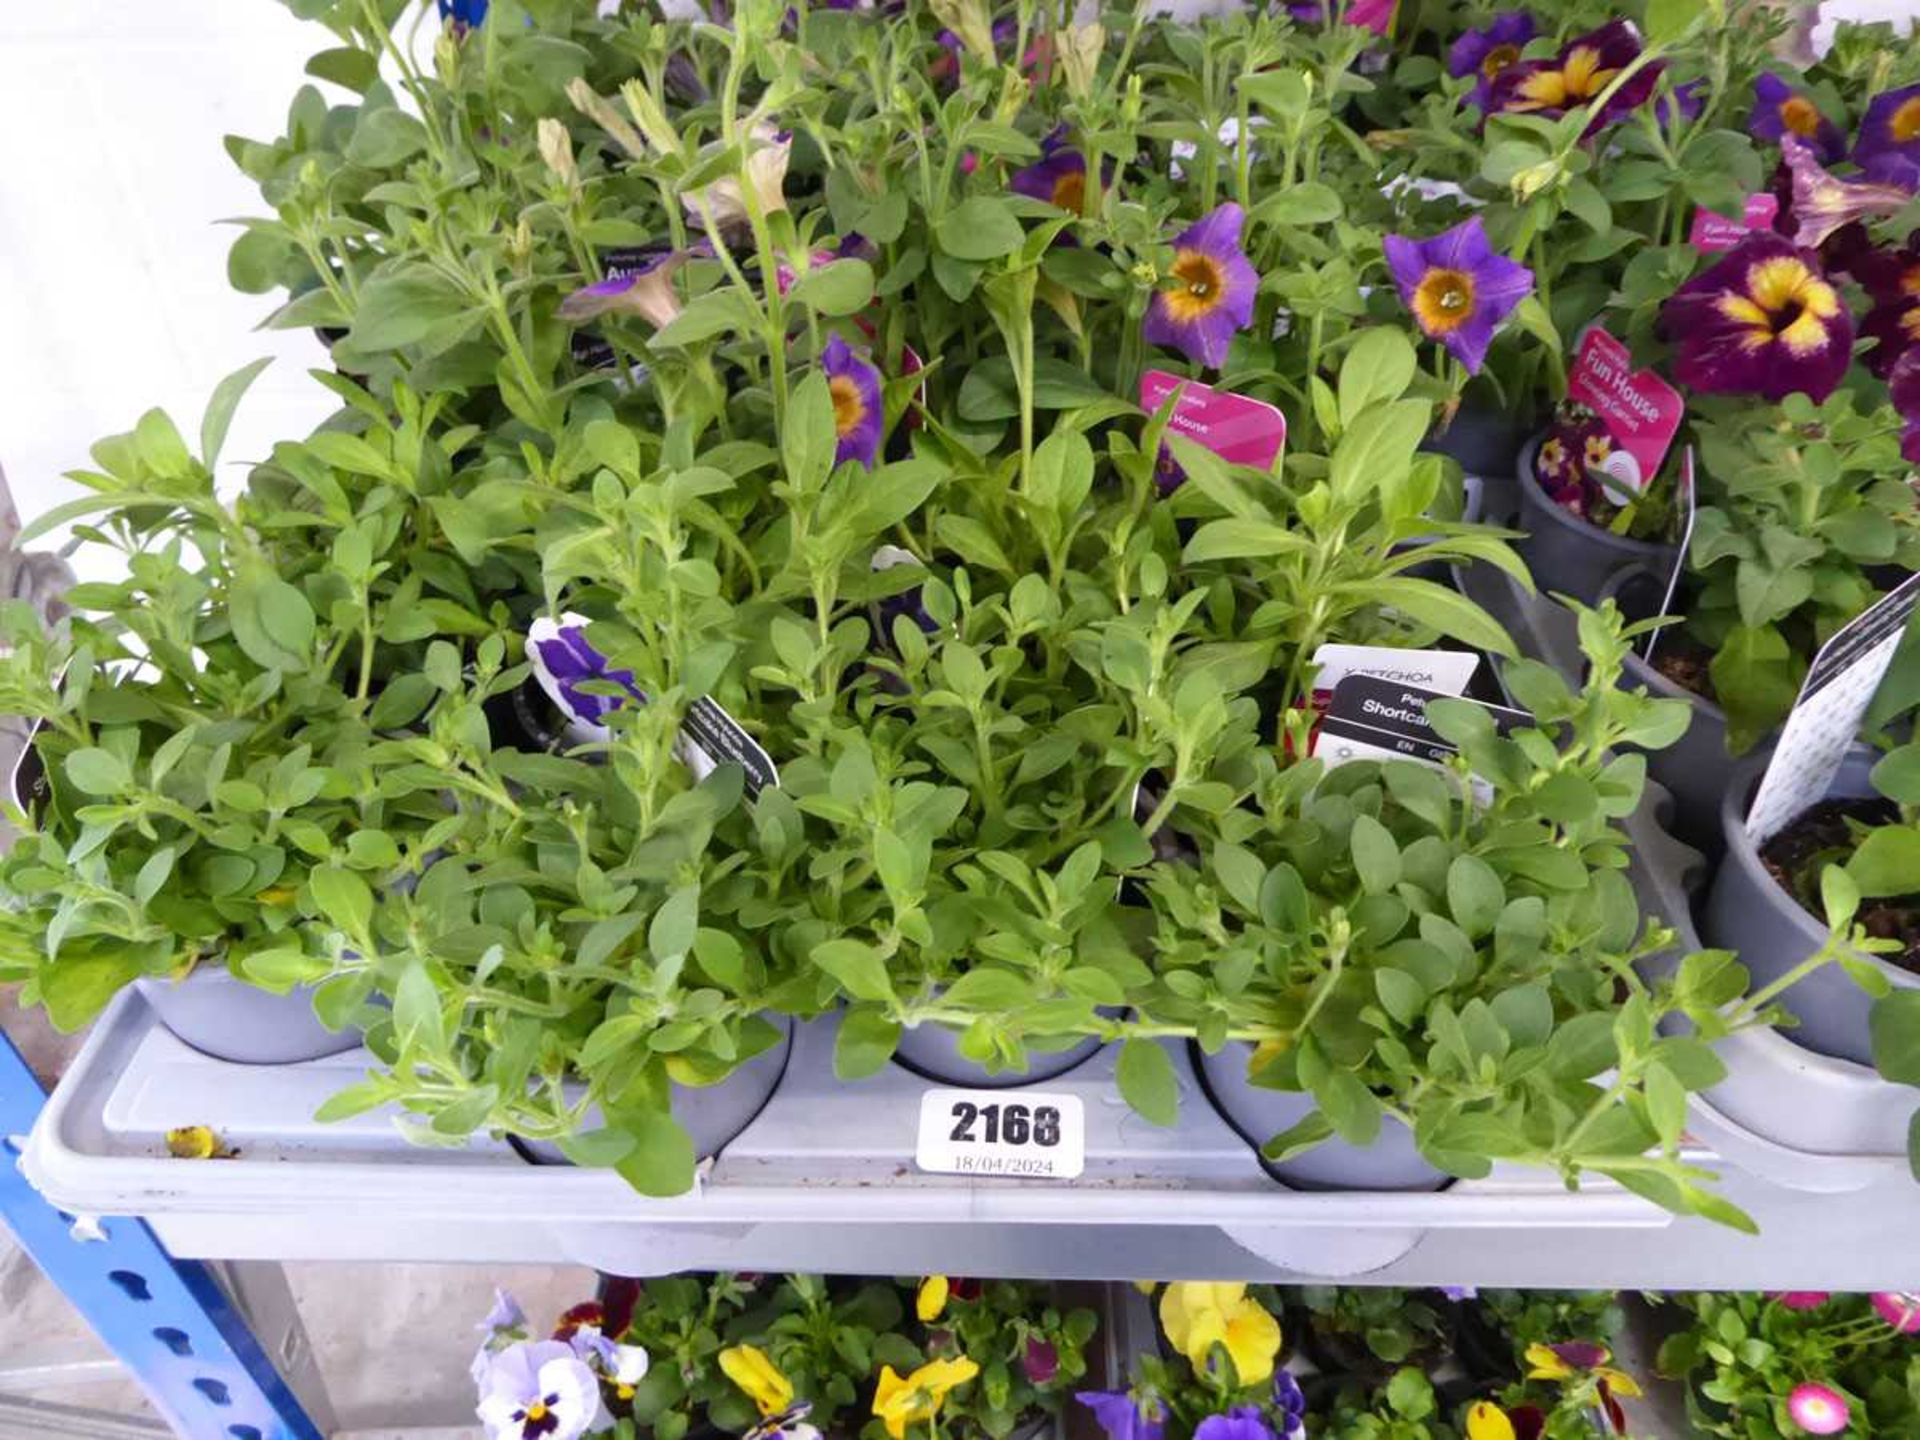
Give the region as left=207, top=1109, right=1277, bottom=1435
left=684, top=123, right=791, bottom=229
left=1660, top=231, right=1852, bottom=402
left=1272, top=1372, right=1307, bottom=1440
left=1853, top=84, right=1920, bottom=185
left=1159, top=1283, right=1281, bottom=1387
left=557, top=249, right=688, bottom=329
left=720, top=1345, right=794, bottom=1418
left=822, top=334, right=884, bottom=469
left=1384, top=216, right=1535, bottom=375
left=538, top=118, right=579, bottom=191
left=1787, top=1382, right=1851, bottom=1435
left=1449, top=11, right=1537, bottom=110
left=1749, top=75, right=1843, bottom=163
left=916, top=1275, right=950, bottom=1323
left=475, top=1340, right=606, bottom=1440
left=1143, top=204, right=1259, bottom=369
left=1078, top=1391, right=1168, bottom=1440
left=872, top=1358, right=979, bottom=1440
left=1487, top=21, right=1661, bottom=133
left=1193, top=1407, right=1274, bottom=1440
left=1783, top=135, right=1915, bottom=250
left=1022, top=1338, right=1060, bottom=1385
left=1891, top=351, right=1920, bottom=464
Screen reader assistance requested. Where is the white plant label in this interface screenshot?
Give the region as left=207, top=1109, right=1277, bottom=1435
left=914, top=1088, right=1085, bottom=1180
left=1745, top=572, right=1920, bottom=844
left=1308, top=643, right=1479, bottom=701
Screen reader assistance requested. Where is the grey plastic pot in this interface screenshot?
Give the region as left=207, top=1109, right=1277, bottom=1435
left=519, top=1017, right=795, bottom=1165
left=1197, top=1041, right=1448, bottom=1191
left=1702, top=749, right=1920, bottom=1066
left=135, top=968, right=361, bottom=1065
left=892, top=1013, right=1112, bottom=1088
left=1514, top=438, right=1678, bottom=609
left=1423, top=400, right=1529, bottom=525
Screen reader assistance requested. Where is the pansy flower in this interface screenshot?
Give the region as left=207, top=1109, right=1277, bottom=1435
left=1143, top=205, right=1259, bottom=370
left=872, top=1358, right=979, bottom=1440
left=1159, top=1283, right=1281, bottom=1387
left=1193, top=1407, right=1274, bottom=1440
left=1659, top=230, right=1852, bottom=403
left=475, top=1340, right=606, bottom=1440
left=1077, top=1390, right=1167, bottom=1440
left=1272, top=1372, right=1307, bottom=1440
left=1787, top=1382, right=1851, bottom=1435
left=916, top=1275, right=950, bottom=1322
left=1853, top=84, right=1920, bottom=185
left=720, top=1345, right=794, bottom=1418
left=1487, top=21, right=1662, bottom=133
left=1525, top=1342, right=1640, bottom=1433
left=822, top=334, right=884, bottom=469
left=1449, top=12, right=1537, bottom=109
left=746, top=1401, right=822, bottom=1440
left=1890, top=350, right=1920, bottom=465
left=1749, top=75, right=1844, bottom=163
left=1384, top=216, right=1535, bottom=375
left=1465, top=1401, right=1546, bottom=1440
left=558, top=248, right=688, bottom=329
left=1023, top=1338, right=1060, bottom=1384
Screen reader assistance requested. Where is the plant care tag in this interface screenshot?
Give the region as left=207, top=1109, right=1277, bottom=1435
left=1140, top=371, right=1286, bottom=473
left=528, top=613, right=780, bottom=798
left=1689, top=193, right=1780, bottom=253
left=1314, top=675, right=1526, bottom=805
left=1642, top=447, right=1698, bottom=665
left=1744, top=573, right=1920, bottom=844
left=1565, top=328, right=1685, bottom=502
left=7, top=717, right=47, bottom=818
left=914, top=1088, right=1085, bottom=1179
left=1308, top=644, right=1478, bottom=716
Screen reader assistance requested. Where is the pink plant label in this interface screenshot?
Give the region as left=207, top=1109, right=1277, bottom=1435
left=1565, top=328, right=1684, bottom=498
left=1140, top=371, right=1287, bottom=472
left=1688, top=193, right=1780, bottom=253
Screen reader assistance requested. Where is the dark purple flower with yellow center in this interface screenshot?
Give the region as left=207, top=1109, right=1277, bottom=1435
left=1892, top=350, right=1920, bottom=466
left=1661, top=231, right=1851, bottom=402
left=1384, top=216, right=1534, bottom=375
left=1487, top=20, right=1661, bottom=134
left=822, top=333, right=883, bottom=469
left=1854, top=84, right=1920, bottom=182
left=1449, top=12, right=1536, bottom=108
left=1143, top=204, right=1259, bottom=370
left=1655, top=79, right=1703, bottom=128
left=1011, top=132, right=1094, bottom=215
left=1863, top=247, right=1920, bottom=377
left=1749, top=75, right=1843, bottom=163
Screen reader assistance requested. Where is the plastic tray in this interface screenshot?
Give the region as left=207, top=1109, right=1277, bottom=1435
left=1460, top=563, right=1916, bottom=1193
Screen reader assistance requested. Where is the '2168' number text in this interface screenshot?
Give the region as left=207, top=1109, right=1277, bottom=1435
left=948, top=1101, right=1061, bottom=1147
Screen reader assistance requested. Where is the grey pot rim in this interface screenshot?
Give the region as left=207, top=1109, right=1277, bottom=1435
left=1189, top=1039, right=1453, bottom=1193
left=1599, top=564, right=1729, bottom=726
left=889, top=1004, right=1117, bottom=1089
left=1714, top=749, right=1920, bottom=994
left=1516, top=436, right=1681, bottom=563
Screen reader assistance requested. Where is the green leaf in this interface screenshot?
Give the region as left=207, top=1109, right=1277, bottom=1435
left=1644, top=1060, right=1689, bottom=1141
left=1871, top=990, right=1920, bottom=1087
left=941, top=967, right=1033, bottom=1012
left=1312, top=1066, right=1382, bottom=1146
left=1870, top=746, right=1920, bottom=808
left=230, top=571, right=316, bottom=672
left=811, top=938, right=894, bottom=1003
left=1116, top=1039, right=1180, bottom=1126
left=1547, top=1011, right=1618, bottom=1078
left=934, top=197, right=1025, bottom=261
left=347, top=106, right=428, bottom=167
left=1374, top=968, right=1426, bottom=1027
left=309, top=865, right=374, bottom=943
left=1260, top=1109, right=1333, bottom=1162
left=649, top=887, right=700, bottom=961
left=1446, top=854, right=1504, bottom=939
left=1337, top=327, right=1417, bottom=429
left=789, top=258, right=875, bottom=316
left=835, top=1008, right=902, bottom=1079
left=1645, top=0, right=1706, bottom=44
left=1349, top=814, right=1401, bottom=895
left=305, top=45, right=381, bottom=93
left=41, top=953, right=143, bottom=1031
left=782, top=371, right=837, bottom=493
left=348, top=266, right=472, bottom=352
left=1847, top=826, right=1920, bottom=898
left=200, top=358, right=272, bottom=468
left=1360, top=577, right=1515, bottom=656
left=613, top=1111, right=698, bottom=1196
left=64, top=747, right=131, bottom=796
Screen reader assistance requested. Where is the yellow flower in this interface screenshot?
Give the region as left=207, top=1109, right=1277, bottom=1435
left=1465, top=1401, right=1515, bottom=1440
left=872, top=1358, right=980, bottom=1440
left=1158, top=1283, right=1281, bottom=1387
left=719, top=1345, right=793, bottom=1417
left=1525, top=1342, right=1642, bottom=1398
left=917, top=1276, right=950, bottom=1323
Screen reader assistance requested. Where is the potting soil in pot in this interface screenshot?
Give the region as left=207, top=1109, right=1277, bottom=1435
left=1761, top=798, right=1920, bottom=975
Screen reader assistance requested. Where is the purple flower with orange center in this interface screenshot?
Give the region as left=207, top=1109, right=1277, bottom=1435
left=1143, top=203, right=1259, bottom=370
left=1011, top=131, right=1096, bottom=215
left=1891, top=351, right=1920, bottom=465
left=822, top=333, right=883, bottom=469
left=1780, top=136, right=1913, bottom=253
left=1384, top=216, right=1534, bottom=375
left=1448, top=11, right=1536, bottom=108
left=1660, top=231, right=1852, bottom=402
left=1749, top=75, right=1844, bottom=163
left=1487, top=20, right=1661, bottom=133
left=1853, top=84, right=1920, bottom=185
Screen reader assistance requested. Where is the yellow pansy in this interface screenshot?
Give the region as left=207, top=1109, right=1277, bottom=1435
left=916, top=1276, right=950, bottom=1323
left=871, top=1357, right=980, bottom=1440
left=1525, top=1342, right=1642, bottom=1398
left=1465, top=1401, right=1515, bottom=1440
left=719, top=1345, right=793, bottom=1417
left=1158, top=1283, right=1281, bottom=1387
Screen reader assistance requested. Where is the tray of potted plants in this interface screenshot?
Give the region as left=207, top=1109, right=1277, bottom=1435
left=11, top=0, right=1920, bottom=1283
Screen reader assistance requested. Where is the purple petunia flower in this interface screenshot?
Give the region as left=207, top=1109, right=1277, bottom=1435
left=1449, top=12, right=1536, bottom=109
left=1011, top=130, right=1097, bottom=215
left=1272, top=1373, right=1307, bottom=1440
left=1780, top=135, right=1913, bottom=251
left=1194, top=1406, right=1275, bottom=1440
left=822, top=333, right=884, bottom=469
left=1022, top=1338, right=1060, bottom=1385
left=1749, top=75, right=1844, bottom=163
left=1383, top=216, right=1534, bottom=375
left=1143, top=204, right=1259, bottom=370
left=1655, top=79, right=1703, bottom=128
left=1077, top=1391, right=1167, bottom=1440
left=1486, top=20, right=1661, bottom=135
left=1892, top=351, right=1920, bottom=466
left=1660, top=230, right=1852, bottom=402
left=1853, top=84, right=1920, bottom=181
